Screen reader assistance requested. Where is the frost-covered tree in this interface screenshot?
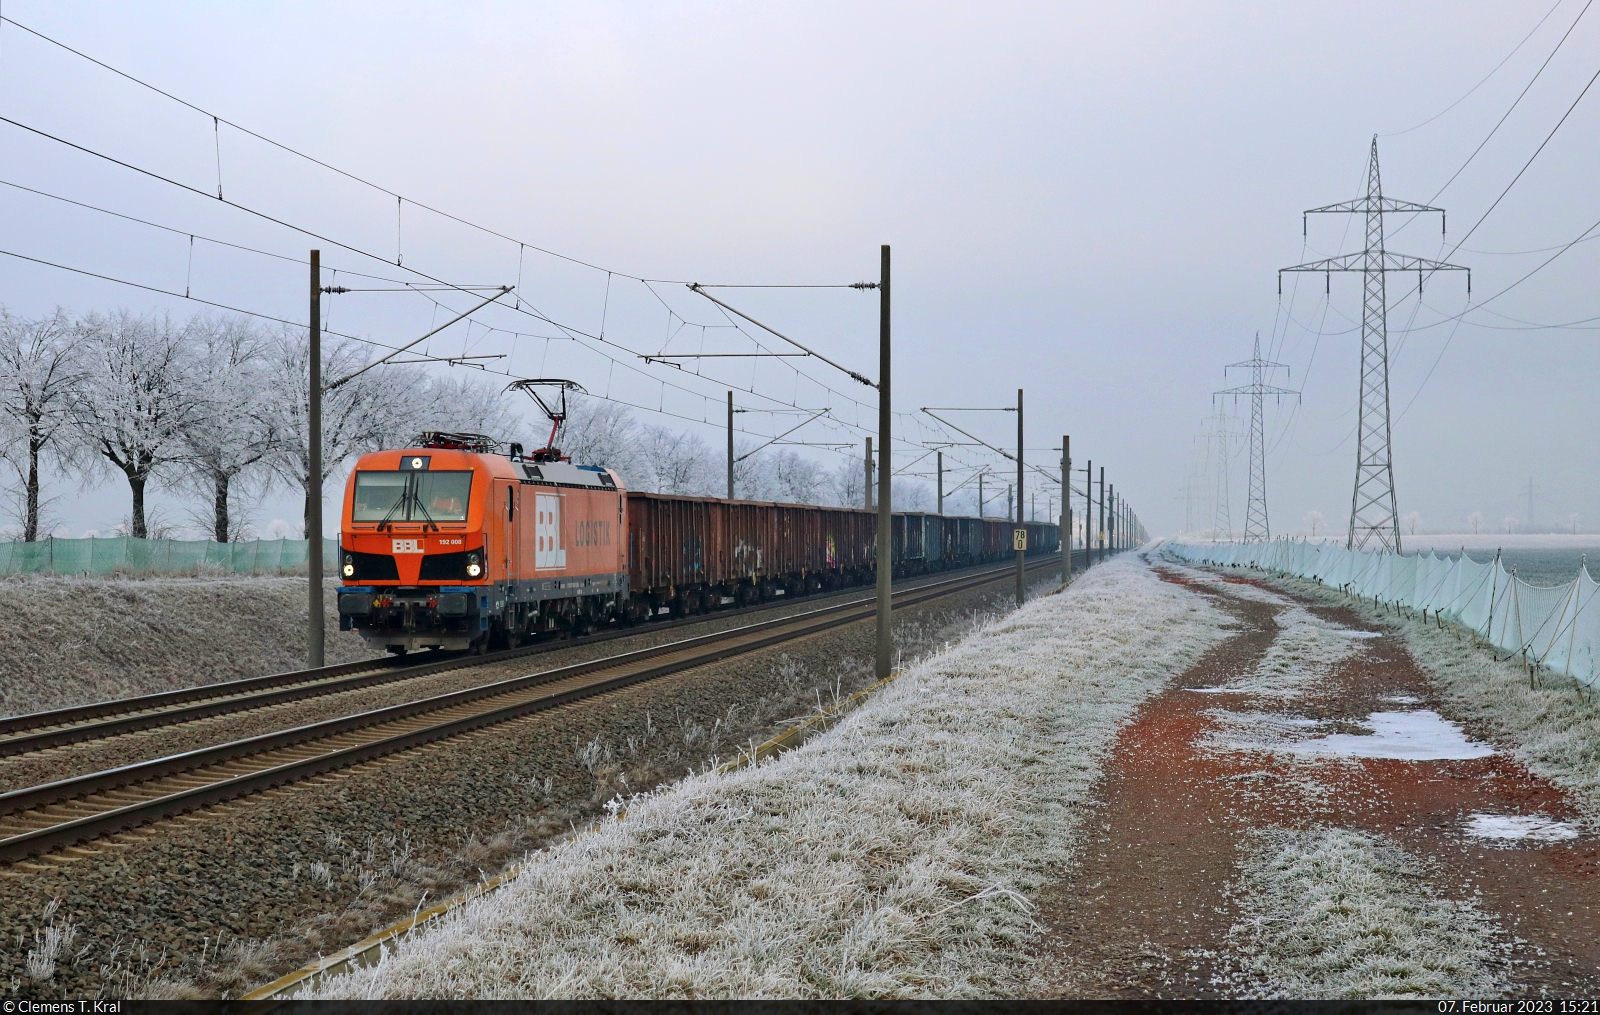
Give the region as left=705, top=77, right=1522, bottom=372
left=892, top=479, right=932, bottom=512
left=825, top=456, right=864, bottom=508
left=638, top=425, right=715, bottom=495
left=178, top=316, right=276, bottom=542
left=557, top=393, right=643, bottom=473
left=0, top=308, right=81, bottom=540
left=731, top=441, right=778, bottom=501
left=1302, top=510, right=1325, bottom=538
left=770, top=449, right=824, bottom=505
left=1468, top=511, right=1483, bottom=535
left=264, top=332, right=399, bottom=537
left=71, top=311, right=196, bottom=539
left=416, top=373, right=523, bottom=445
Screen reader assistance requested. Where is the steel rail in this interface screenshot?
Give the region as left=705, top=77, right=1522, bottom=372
left=0, top=556, right=1060, bottom=863
left=0, top=558, right=1033, bottom=757
left=0, top=656, right=402, bottom=739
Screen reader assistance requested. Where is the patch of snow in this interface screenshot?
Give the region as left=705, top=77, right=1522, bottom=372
left=1206, top=709, right=1493, bottom=761
left=308, top=553, right=1233, bottom=999
left=1333, top=629, right=1382, bottom=639
left=1184, top=686, right=1247, bottom=694
left=1263, top=574, right=1600, bottom=818
left=1382, top=694, right=1421, bottom=704
left=1463, top=813, right=1580, bottom=843
left=1286, top=711, right=1493, bottom=761
left=1223, top=827, right=1507, bottom=998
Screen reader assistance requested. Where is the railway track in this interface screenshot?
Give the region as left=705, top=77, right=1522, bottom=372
left=0, top=555, right=1060, bottom=866
left=0, top=556, right=1073, bottom=760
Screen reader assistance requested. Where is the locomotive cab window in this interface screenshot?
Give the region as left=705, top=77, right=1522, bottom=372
left=353, top=470, right=472, bottom=522
left=415, top=472, right=471, bottom=521
left=352, top=472, right=407, bottom=521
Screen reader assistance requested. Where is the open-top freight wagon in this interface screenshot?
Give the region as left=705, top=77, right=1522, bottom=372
left=337, top=433, right=1059, bottom=654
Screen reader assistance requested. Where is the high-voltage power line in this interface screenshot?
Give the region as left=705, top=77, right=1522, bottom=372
left=1280, top=138, right=1470, bottom=553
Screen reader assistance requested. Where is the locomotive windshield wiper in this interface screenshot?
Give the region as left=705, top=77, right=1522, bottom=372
left=374, top=480, right=408, bottom=533
left=374, top=473, right=438, bottom=532
left=410, top=488, right=440, bottom=533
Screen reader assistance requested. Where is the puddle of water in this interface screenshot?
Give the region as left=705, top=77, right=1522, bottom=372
left=1184, top=686, right=1248, bottom=694
left=1465, top=812, right=1581, bottom=843
left=1286, top=711, right=1493, bottom=761
left=1381, top=694, right=1421, bottom=704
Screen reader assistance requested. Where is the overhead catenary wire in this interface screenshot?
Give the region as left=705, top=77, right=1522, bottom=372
left=0, top=13, right=658, bottom=280
left=0, top=18, right=1055, bottom=495
left=0, top=245, right=410, bottom=353
left=0, top=176, right=485, bottom=290
left=0, top=105, right=875, bottom=440
left=0, top=54, right=896, bottom=464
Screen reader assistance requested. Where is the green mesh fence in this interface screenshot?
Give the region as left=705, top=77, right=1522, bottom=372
left=0, top=537, right=342, bottom=576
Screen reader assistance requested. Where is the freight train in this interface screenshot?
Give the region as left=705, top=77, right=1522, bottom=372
left=337, top=431, right=1059, bottom=654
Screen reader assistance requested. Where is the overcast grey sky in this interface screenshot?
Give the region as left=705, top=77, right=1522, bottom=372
left=1, top=1, right=1596, bottom=539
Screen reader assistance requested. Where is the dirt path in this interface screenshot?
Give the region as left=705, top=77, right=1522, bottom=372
left=1031, top=566, right=1600, bottom=999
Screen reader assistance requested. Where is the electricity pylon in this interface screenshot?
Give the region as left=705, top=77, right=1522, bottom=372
left=1216, top=333, right=1299, bottom=541
left=1280, top=137, right=1470, bottom=553
left=1197, top=407, right=1238, bottom=540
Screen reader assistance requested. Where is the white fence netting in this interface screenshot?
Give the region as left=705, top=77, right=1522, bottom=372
left=1164, top=540, right=1600, bottom=689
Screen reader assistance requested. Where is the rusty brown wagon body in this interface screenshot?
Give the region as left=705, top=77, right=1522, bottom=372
left=626, top=493, right=878, bottom=615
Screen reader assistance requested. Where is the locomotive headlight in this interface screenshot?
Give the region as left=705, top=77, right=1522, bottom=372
left=341, top=554, right=355, bottom=578
left=466, top=552, right=482, bottom=578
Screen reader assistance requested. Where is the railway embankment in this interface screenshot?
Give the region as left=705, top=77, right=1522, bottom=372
left=0, top=562, right=1067, bottom=999
left=0, top=575, right=376, bottom=717
left=303, top=553, right=1227, bottom=999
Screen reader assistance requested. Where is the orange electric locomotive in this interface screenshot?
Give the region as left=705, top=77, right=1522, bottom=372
left=336, top=430, right=628, bottom=654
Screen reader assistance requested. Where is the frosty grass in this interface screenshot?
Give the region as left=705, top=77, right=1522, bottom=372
left=1226, top=827, right=1505, bottom=998
left=310, top=553, right=1230, bottom=999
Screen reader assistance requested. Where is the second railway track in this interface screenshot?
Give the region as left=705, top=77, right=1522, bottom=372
left=0, top=557, right=1072, bottom=760
left=0, top=556, right=1058, bottom=867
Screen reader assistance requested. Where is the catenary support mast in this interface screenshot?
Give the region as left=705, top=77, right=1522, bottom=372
left=307, top=250, right=324, bottom=669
